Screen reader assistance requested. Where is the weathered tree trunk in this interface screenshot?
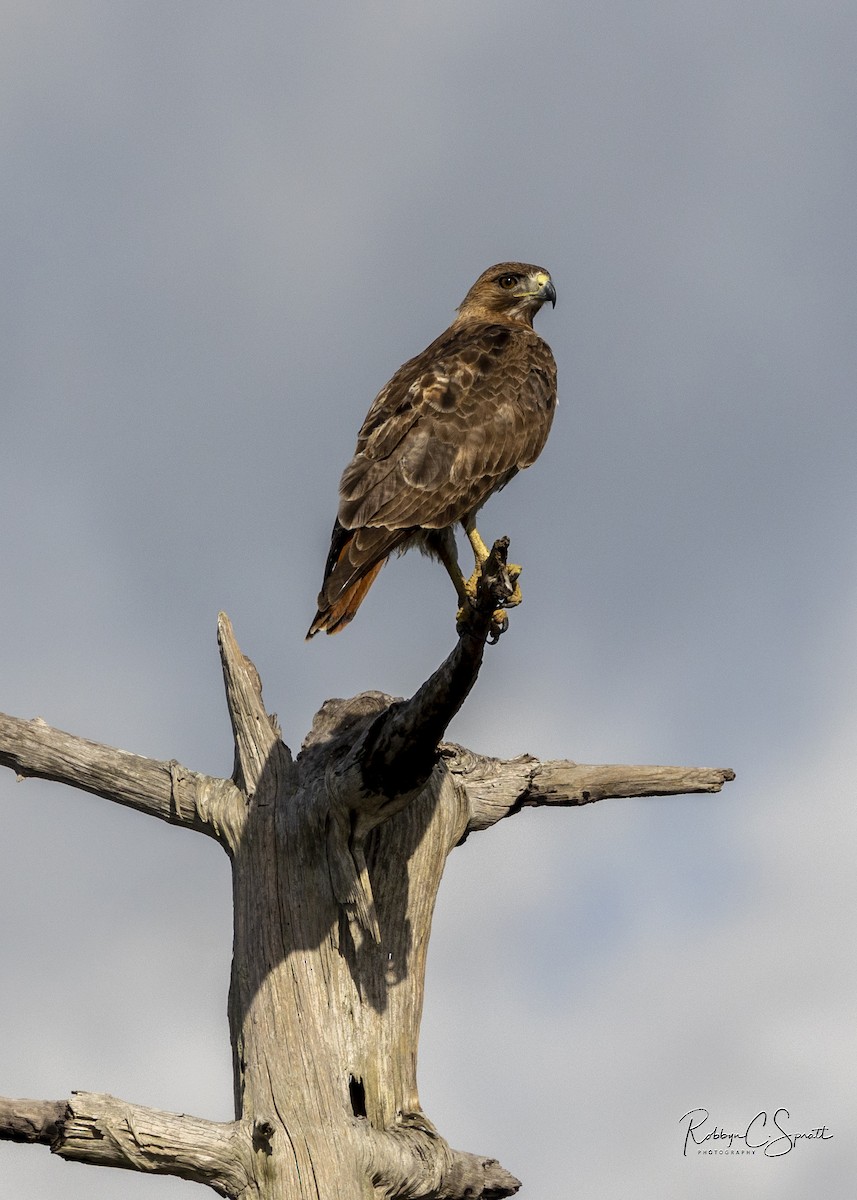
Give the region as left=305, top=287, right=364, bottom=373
left=0, top=545, right=734, bottom=1197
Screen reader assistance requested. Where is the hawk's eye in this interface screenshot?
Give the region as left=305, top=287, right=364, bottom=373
left=497, top=274, right=518, bottom=290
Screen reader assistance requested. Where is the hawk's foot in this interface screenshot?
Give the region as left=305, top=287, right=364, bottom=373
left=463, top=567, right=481, bottom=602
left=505, top=562, right=523, bottom=609
left=455, top=601, right=510, bottom=642
left=464, top=561, right=521, bottom=603
left=456, top=599, right=474, bottom=636
left=455, top=536, right=517, bottom=643
left=488, top=608, right=509, bottom=642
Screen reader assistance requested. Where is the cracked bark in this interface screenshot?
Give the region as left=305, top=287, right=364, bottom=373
left=0, top=541, right=734, bottom=1197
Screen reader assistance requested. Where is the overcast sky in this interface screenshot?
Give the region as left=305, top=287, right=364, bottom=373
left=2, top=2, right=856, bottom=1196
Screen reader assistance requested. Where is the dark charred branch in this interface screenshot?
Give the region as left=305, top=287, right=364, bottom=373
left=337, top=538, right=515, bottom=816
left=0, top=1098, right=66, bottom=1145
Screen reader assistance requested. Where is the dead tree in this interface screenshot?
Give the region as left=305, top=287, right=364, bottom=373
left=0, top=543, right=733, bottom=1198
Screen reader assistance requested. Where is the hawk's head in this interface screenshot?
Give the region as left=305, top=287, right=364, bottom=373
left=456, top=262, right=556, bottom=327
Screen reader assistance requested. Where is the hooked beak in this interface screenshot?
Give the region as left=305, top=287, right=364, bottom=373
left=538, top=279, right=557, bottom=308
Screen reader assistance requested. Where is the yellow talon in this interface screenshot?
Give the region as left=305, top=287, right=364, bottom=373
left=505, top=563, right=522, bottom=608
left=463, top=569, right=481, bottom=600
left=454, top=538, right=522, bottom=637
left=456, top=600, right=474, bottom=635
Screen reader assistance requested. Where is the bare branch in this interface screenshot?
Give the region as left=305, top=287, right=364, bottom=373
left=530, top=760, right=735, bottom=803
left=364, top=1124, right=521, bottom=1199
left=443, top=747, right=736, bottom=833
left=0, top=710, right=241, bottom=845
left=217, top=611, right=296, bottom=800
left=0, top=1092, right=251, bottom=1197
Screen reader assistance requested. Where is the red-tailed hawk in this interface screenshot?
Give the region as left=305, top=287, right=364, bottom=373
left=307, top=262, right=557, bottom=638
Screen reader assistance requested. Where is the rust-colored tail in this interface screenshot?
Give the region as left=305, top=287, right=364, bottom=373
left=306, top=557, right=386, bottom=637
left=307, top=520, right=403, bottom=638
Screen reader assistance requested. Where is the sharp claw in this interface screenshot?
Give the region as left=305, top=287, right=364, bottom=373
left=488, top=609, right=509, bottom=642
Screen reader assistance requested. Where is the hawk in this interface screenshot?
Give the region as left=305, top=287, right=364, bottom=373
left=307, top=262, right=557, bottom=638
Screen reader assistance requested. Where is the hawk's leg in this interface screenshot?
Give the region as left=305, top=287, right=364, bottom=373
left=465, top=523, right=491, bottom=569
left=462, top=519, right=523, bottom=616
left=428, top=529, right=471, bottom=608
left=425, top=529, right=503, bottom=638
left=452, top=523, right=517, bottom=639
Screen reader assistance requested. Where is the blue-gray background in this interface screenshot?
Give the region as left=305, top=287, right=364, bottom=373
left=2, top=3, right=855, bottom=1196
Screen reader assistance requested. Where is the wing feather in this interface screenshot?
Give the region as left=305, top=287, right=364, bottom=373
left=337, top=322, right=556, bottom=534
